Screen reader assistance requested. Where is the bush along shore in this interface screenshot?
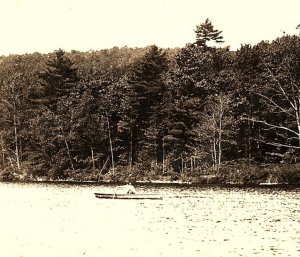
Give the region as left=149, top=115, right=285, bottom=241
left=1, top=19, right=300, bottom=185
left=1, top=161, right=300, bottom=186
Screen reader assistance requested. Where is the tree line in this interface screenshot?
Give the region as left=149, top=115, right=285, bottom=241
left=1, top=19, right=300, bottom=182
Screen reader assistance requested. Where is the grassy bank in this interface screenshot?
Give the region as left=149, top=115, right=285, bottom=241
left=1, top=161, right=300, bottom=185
left=215, top=161, right=300, bottom=185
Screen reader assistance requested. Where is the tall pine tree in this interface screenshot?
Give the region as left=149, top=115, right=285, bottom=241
left=30, top=49, right=79, bottom=179
left=195, top=18, right=224, bottom=50
left=121, top=45, right=168, bottom=171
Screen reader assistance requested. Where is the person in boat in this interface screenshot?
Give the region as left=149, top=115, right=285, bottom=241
left=125, top=182, right=136, bottom=194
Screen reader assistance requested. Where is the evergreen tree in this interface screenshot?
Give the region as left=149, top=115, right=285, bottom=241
left=70, top=74, right=120, bottom=175
left=39, top=49, right=78, bottom=111
left=195, top=18, right=224, bottom=49
left=122, top=45, right=168, bottom=171
left=234, top=44, right=264, bottom=161
left=166, top=23, right=234, bottom=172
left=30, top=49, right=79, bottom=178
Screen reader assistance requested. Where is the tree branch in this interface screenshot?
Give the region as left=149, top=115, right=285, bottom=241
left=244, top=117, right=299, bottom=137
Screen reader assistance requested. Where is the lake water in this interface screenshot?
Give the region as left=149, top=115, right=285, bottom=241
left=0, top=182, right=299, bottom=257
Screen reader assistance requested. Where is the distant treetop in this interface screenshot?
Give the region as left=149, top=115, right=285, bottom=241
left=194, top=18, right=224, bottom=49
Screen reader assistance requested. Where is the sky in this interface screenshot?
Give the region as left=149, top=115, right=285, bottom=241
left=1, top=0, right=299, bottom=55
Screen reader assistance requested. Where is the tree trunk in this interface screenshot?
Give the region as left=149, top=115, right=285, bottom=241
left=212, top=113, right=217, bottom=167
left=162, top=134, right=165, bottom=174
left=295, top=99, right=300, bottom=147
left=107, top=115, right=115, bottom=175
left=218, top=97, right=223, bottom=167
left=0, top=136, right=5, bottom=169
left=129, top=130, right=133, bottom=172
left=63, top=137, right=74, bottom=171
left=91, top=147, right=95, bottom=170
left=13, top=109, right=20, bottom=171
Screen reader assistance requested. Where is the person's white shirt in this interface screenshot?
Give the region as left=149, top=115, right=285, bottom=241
left=125, top=183, right=136, bottom=194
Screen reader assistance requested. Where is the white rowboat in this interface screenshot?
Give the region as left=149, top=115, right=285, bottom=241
left=94, top=193, right=163, bottom=200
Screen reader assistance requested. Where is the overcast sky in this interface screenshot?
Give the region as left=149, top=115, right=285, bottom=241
left=1, top=0, right=299, bottom=55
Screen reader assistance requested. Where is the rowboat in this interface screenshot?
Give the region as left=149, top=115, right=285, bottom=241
left=94, top=192, right=163, bottom=200
left=259, top=182, right=282, bottom=186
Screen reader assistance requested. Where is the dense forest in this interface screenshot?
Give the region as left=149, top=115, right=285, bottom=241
left=1, top=19, right=300, bottom=184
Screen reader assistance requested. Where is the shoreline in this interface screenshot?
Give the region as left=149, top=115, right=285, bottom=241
left=1, top=178, right=297, bottom=188
left=1, top=161, right=300, bottom=186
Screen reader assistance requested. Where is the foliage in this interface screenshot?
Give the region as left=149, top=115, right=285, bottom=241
left=0, top=22, right=300, bottom=184
left=194, top=18, right=224, bottom=49
left=119, top=45, right=168, bottom=172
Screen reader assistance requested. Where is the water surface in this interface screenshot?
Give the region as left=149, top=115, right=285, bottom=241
left=0, top=182, right=299, bottom=257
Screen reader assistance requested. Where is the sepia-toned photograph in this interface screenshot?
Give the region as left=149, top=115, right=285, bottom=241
left=0, top=0, right=299, bottom=256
